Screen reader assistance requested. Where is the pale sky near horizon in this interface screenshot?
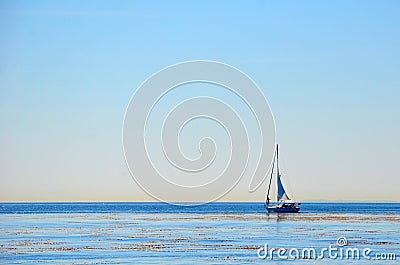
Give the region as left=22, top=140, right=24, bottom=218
left=1, top=0, right=399, bottom=202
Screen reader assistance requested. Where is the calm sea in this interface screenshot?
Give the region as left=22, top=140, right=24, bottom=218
left=1, top=203, right=399, bottom=264
left=1, top=202, right=400, bottom=214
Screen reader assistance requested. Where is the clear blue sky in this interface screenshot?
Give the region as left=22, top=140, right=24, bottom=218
left=1, top=0, right=399, bottom=202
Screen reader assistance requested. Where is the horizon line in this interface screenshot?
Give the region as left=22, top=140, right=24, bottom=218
left=1, top=200, right=399, bottom=203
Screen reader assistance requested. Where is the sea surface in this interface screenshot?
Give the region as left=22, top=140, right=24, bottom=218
left=0, top=202, right=399, bottom=264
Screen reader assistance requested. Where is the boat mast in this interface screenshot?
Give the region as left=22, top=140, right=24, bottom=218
left=276, top=144, right=279, bottom=202
left=266, top=145, right=277, bottom=206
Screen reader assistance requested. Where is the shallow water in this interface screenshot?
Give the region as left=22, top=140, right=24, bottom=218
left=0, top=203, right=399, bottom=264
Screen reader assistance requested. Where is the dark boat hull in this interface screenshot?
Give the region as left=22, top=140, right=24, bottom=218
left=266, top=206, right=300, bottom=213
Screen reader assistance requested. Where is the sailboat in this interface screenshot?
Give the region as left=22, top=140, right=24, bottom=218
left=265, top=144, right=300, bottom=213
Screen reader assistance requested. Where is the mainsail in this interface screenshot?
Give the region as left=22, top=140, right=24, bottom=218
left=277, top=174, right=290, bottom=201
left=276, top=144, right=290, bottom=202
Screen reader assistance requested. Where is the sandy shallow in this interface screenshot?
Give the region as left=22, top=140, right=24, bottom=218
left=1, top=212, right=399, bottom=264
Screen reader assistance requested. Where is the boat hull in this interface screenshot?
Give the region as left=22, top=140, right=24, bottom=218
left=266, top=206, right=300, bottom=213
